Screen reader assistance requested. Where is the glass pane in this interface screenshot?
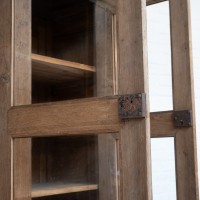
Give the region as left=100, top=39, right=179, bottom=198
left=147, top=2, right=173, bottom=112
left=151, top=138, right=177, bottom=200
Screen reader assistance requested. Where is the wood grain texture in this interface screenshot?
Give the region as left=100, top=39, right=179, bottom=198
left=95, top=5, right=119, bottom=200
left=32, top=54, right=96, bottom=73
left=170, top=0, right=199, bottom=199
left=117, top=0, right=152, bottom=199
left=150, top=111, right=176, bottom=137
left=13, top=0, right=32, bottom=199
left=13, top=139, right=32, bottom=200
left=8, top=96, right=176, bottom=138
left=32, top=54, right=95, bottom=82
left=0, top=0, right=12, bottom=199
left=8, top=98, right=121, bottom=138
left=32, top=183, right=98, bottom=198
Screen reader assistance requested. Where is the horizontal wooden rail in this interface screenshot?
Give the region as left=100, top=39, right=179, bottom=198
left=8, top=97, right=121, bottom=137
left=8, top=97, right=176, bottom=138
left=151, top=111, right=176, bottom=137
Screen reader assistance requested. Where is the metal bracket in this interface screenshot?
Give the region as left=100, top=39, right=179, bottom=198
left=173, top=110, right=192, bottom=127
left=118, top=93, right=146, bottom=119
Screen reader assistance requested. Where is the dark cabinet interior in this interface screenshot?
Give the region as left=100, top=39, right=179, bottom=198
left=31, top=0, right=98, bottom=199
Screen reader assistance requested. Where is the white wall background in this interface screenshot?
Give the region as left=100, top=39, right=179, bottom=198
left=147, top=0, right=200, bottom=199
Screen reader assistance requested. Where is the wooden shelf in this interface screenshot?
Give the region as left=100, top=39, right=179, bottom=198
left=32, top=182, right=98, bottom=198
left=32, top=54, right=96, bottom=82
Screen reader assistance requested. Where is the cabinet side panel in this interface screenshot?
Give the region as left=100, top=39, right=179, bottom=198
left=0, top=0, right=12, bottom=199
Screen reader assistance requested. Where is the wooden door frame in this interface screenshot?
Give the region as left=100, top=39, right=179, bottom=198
left=1, top=0, right=199, bottom=200
left=0, top=0, right=32, bottom=199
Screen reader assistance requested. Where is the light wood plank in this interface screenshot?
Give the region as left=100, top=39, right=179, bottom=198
left=150, top=111, right=176, bottom=137
left=170, top=0, right=199, bottom=199
left=8, top=98, right=121, bottom=138
left=0, top=0, right=12, bottom=199
left=117, top=0, right=152, bottom=199
left=32, top=182, right=98, bottom=198
left=32, top=54, right=96, bottom=82
left=13, top=0, right=32, bottom=199
left=8, top=96, right=177, bottom=138
left=32, top=54, right=95, bottom=72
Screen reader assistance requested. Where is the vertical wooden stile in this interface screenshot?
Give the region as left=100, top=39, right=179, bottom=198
left=13, top=0, right=32, bottom=199
left=0, top=0, right=12, bottom=199
left=95, top=4, right=119, bottom=200
left=170, top=0, right=199, bottom=199
left=117, top=0, right=152, bottom=199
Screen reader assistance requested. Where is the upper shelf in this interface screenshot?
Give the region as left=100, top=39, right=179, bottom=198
left=32, top=182, right=98, bottom=198
left=32, top=54, right=96, bottom=82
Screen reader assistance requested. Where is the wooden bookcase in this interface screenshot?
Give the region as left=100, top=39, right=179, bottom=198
left=0, top=0, right=199, bottom=200
left=31, top=1, right=98, bottom=199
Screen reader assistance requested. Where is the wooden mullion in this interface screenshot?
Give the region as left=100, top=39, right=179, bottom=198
left=95, top=5, right=119, bottom=200
left=13, top=0, right=32, bottom=199
left=169, top=0, right=199, bottom=199
left=117, top=0, right=152, bottom=199
left=13, top=139, right=32, bottom=200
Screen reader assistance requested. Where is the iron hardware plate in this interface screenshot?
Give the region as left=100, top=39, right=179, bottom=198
left=173, top=110, right=192, bottom=127
left=118, top=93, right=146, bottom=119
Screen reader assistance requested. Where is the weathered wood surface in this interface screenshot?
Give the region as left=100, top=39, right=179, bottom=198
left=8, top=97, right=176, bottom=138
left=0, top=0, right=12, bottom=199
left=116, top=0, right=152, bottom=198
left=95, top=5, right=119, bottom=200
left=150, top=111, right=175, bottom=137
left=170, top=0, right=199, bottom=199
left=8, top=98, right=121, bottom=137
left=13, top=0, right=32, bottom=199
left=13, top=139, right=31, bottom=200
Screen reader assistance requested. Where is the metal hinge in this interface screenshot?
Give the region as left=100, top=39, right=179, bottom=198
left=173, top=110, right=192, bottom=127
left=118, top=93, right=146, bottom=119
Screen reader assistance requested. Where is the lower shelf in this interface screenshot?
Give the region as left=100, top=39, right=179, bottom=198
left=32, top=182, right=98, bottom=198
